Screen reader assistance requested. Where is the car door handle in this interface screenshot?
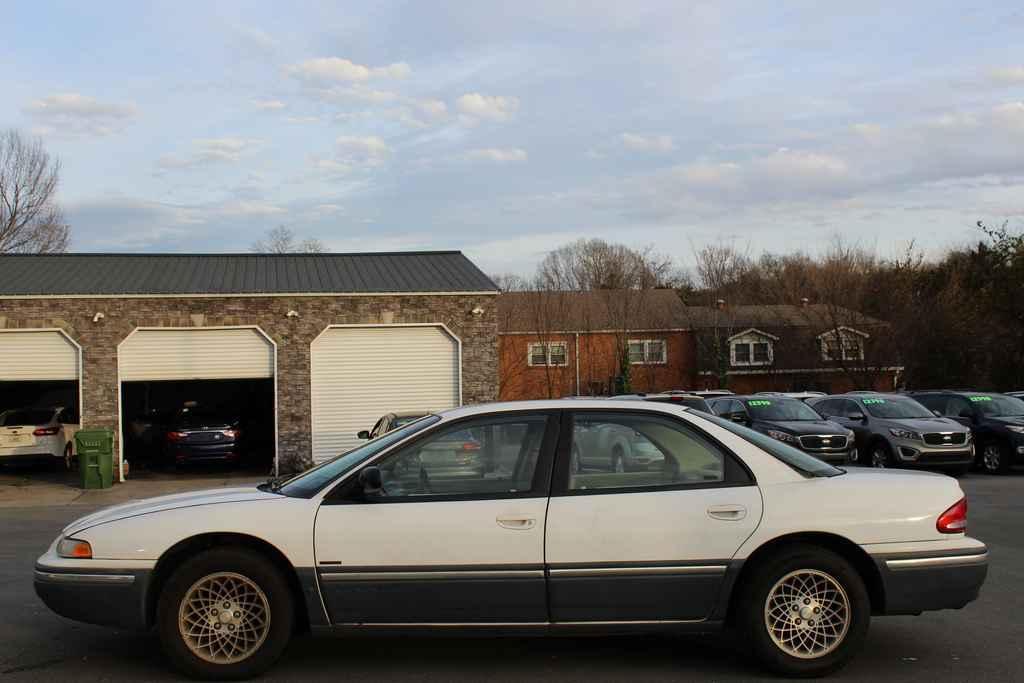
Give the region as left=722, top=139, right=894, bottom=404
left=496, top=516, right=536, bottom=530
left=707, top=505, right=747, bottom=521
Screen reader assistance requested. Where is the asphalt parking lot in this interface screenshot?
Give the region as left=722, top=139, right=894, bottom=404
left=1, top=471, right=1021, bottom=682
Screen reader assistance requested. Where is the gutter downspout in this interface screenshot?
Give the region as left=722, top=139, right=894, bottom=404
left=575, top=332, right=581, bottom=396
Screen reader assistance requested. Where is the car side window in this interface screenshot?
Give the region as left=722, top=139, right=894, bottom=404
left=946, top=396, right=973, bottom=418
left=567, top=412, right=727, bottom=492
left=367, top=414, right=551, bottom=500
left=369, top=418, right=387, bottom=439
left=813, top=399, right=835, bottom=417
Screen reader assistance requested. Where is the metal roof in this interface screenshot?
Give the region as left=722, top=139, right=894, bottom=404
left=0, top=252, right=498, bottom=296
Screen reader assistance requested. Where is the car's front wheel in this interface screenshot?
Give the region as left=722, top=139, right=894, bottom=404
left=157, top=547, right=294, bottom=680
left=980, top=441, right=1011, bottom=475
left=737, top=544, right=870, bottom=677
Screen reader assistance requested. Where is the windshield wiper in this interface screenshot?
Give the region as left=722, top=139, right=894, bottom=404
left=258, top=476, right=285, bottom=493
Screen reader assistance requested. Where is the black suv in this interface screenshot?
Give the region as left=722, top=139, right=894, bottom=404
left=910, top=391, right=1024, bottom=474
left=708, top=395, right=855, bottom=465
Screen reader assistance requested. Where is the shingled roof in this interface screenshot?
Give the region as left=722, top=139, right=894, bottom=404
left=0, top=251, right=498, bottom=296
left=678, top=304, right=888, bottom=329
left=498, top=289, right=686, bottom=332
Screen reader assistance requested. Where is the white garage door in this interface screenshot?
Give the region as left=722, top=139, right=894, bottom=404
left=311, top=325, right=461, bottom=463
left=0, top=330, right=79, bottom=381
left=119, top=328, right=274, bottom=381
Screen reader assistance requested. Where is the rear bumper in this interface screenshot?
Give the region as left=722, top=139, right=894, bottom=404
left=167, top=442, right=240, bottom=462
left=873, top=545, right=988, bottom=615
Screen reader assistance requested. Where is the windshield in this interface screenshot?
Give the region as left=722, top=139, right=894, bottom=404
left=0, top=409, right=54, bottom=426
left=276, top=415, right=440, bottom=497
left=744, top=398, right=821, bottom=421
left=969, top=394, right=1024, bottom=417
left=176, top=410, right=235, bottom=428
left=698, top=412, right=843, bottom=478
left=860, top=397, right=933, bottom=419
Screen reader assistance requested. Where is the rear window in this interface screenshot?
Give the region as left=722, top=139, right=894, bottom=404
left=175, top=410, right=236, bottom=428
left=696, top=412, right=843, bottom=478
left=0, top=409, right=55, bottom=426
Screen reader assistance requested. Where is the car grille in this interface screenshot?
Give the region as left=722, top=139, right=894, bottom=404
left=923, top=432, right=967, bottom=446
left=799, top=434, right=849, bottom=451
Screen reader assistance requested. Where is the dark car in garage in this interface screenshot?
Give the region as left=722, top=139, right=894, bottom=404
left=911, top=391, right=1024, bottom=474
left=163, top=408, right=243, bottom=467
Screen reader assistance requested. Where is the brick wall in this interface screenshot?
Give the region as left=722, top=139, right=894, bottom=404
left=498, top=330, right=693, bottom=400
left=0, top=294, right=497, bottom=472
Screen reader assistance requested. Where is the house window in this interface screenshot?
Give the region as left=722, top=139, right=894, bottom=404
left=628, top=339, right=667, bottom=365
left=731, top=339, right=773, bottom=366
left=527, top=342, right=569, bottom=367
left=820, top=330, right=865, bottom=361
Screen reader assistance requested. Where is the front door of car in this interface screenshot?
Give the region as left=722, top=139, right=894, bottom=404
left=314, top=412, right=557, bottom=624
left=545, top=410, right=762, bottom=622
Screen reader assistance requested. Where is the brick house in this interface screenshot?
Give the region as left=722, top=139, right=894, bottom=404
left=0, top=252, right=498, bottom=476
left=681, top=303, right=902, bottom=394
left=498, top=290, right=692, bottom=399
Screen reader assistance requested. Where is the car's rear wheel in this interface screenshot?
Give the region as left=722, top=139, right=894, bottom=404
left=63, top=443, right=74, bottom=470
left=737, top=544, right=870, bottom=677
left=157, top=548, right=293, bottom=680
left=980, top=441, right=1011, bottom=475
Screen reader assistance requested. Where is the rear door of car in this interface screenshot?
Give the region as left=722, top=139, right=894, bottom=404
left=314, top=411, right=559, bottom=624
left=545, top=409, right=761, bottom=622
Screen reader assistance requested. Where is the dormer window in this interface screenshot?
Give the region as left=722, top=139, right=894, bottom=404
left=729, top=329, right=778, bottom=367
left=819, top=327, right=868, bottom=361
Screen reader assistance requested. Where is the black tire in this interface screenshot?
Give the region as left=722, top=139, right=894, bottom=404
left=157, top=547, right=294, bottom=680
left=736, top=544, right=870, bottom=678
left=979, top=441, right=1012, bottom=475
left=868, top=440, right=893, bottom=469
left=63, top=443, right=74, bottom=471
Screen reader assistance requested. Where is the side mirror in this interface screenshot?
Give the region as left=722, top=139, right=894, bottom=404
left=958, top=409, right=974, bottom=420
left=357, top=430, right=371, bottom=440
left=357, top=466, right=384, bottom=496
left=933, top=410, right=943, bottom=417
left=728, top=412, right=749, bottom=425
left=846, top=411, right=866, bottom=421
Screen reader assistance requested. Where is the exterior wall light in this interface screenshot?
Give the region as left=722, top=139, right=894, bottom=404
left=92, top=312, right=105, bottom=323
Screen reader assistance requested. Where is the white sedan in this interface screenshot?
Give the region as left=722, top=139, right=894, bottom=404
left=1, top=406, right=79, bottom=467
left=34, top=400, right=988, bottom=679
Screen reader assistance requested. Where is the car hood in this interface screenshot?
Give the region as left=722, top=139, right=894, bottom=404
left=878, top=417, right=967, bottom=432
left=63, top=486, right=277, bottom=536
left=758, top=420, right=849, bottom=435
left=990, top=416, right=1024, bottom=427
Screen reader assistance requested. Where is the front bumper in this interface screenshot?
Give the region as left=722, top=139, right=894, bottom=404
left=34, top=547, right=152, bottom=630
left=873, top=544, right=988, bottom=615
left=890, top=437, right=973, bottom=467
left=803, top=448, right=855, bottom=465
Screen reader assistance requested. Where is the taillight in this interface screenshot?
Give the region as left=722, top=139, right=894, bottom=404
left=937, top=497, right=968, bottom=534
left=461, top=441, right=481, bottom=451
left=166, top=431, right=187, bottom=442
left=33, top=426, right=60, bottom=436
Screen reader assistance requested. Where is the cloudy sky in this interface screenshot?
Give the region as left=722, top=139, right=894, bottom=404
left=3, top=1, right=1023, bottom=274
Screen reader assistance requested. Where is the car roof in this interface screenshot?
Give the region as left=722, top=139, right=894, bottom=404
left=438, top=399, right=693, bottom=420
left=392, top=411, right=430, bottom=418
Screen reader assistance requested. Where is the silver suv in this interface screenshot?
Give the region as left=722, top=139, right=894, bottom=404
left=808, top=393, right=973, bottom=474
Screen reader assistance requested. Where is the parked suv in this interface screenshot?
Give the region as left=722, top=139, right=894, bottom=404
left=611, top=393, right=712, bottom=413
left=808, top=393, right=973, bottom=473
left=910, top=391, right=1024, bottom=474
left=708, top=395, right=855, bottom=465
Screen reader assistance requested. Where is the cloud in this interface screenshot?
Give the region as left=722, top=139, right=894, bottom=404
left=990, top=66, right=1024, bottom=85
left=620, top=133, right=675, bottom=153
left=286, top=57, right=411, bottom=84
left=230, top=25, right=279, bottom=55
left=253, top=99, right=286, bottom=110
left=216, top=200, right=286, bottom=217
left=24, top=93, right=138, bottom=138
left=416, top=98, right=448, bottom=120
left=335, top=135, right=391, bottom=163
left=157, top=137, right=262, bottom=170
left=456, top=93, right=520, bottom=123
left=461, top=148, right=528, bottom=163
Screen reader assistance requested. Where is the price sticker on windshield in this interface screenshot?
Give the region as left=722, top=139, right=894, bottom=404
left=969, top=396, right=992, bottom=402
left=747, top=400, right=772, bottom=406
left=862, top=398, right=886, bottom=404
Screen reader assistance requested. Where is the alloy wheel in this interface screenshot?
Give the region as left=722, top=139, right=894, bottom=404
left=764, top=569, right=851, bottom=660
left=871, top=449, right=888, bottom=468
left=982, top=444, right=1002, bottom=473
left=178, top=571, right=271, bottom=665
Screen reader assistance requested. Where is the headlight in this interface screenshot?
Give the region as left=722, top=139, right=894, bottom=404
left=889, top=428, right=921, bottom=441
left=57, top=537, right=92, bottom=559
left=766, top=430, right=799, bottom=444
left=1007, top=425, right=1024, bottom=434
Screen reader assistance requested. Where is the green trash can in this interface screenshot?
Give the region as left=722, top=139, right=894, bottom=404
left=75, top=429, right=114, bottom=489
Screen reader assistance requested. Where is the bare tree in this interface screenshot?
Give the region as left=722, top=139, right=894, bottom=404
left=536, top=238, right=678, bottom=291
left=0, top=130, right=69, bottom=254
left=251, top=225, right=325, bottom=253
